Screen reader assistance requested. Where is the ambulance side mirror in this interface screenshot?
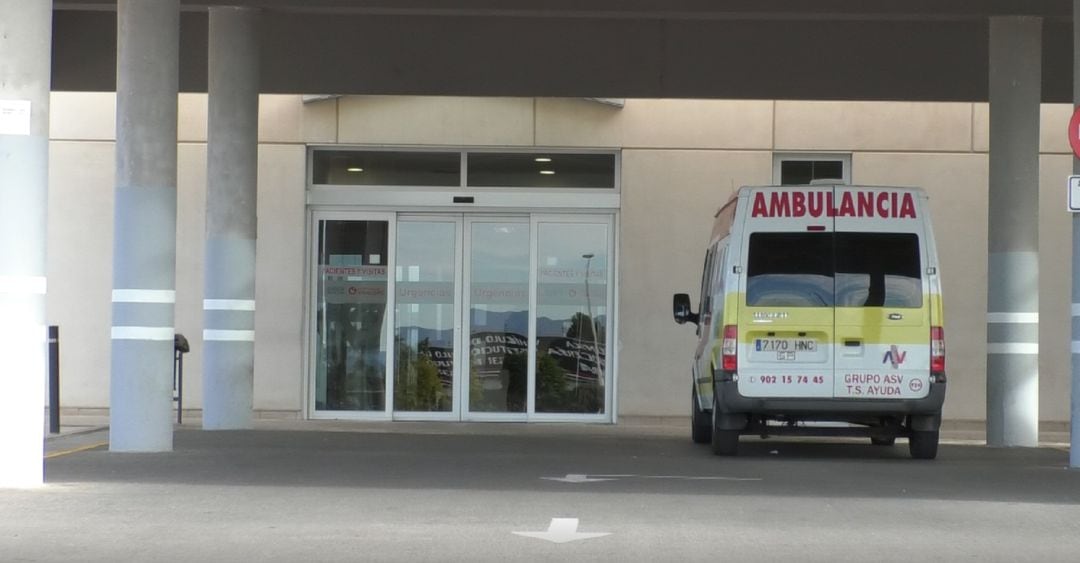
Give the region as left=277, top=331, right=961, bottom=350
left=672, top=293, right=699, bottom=325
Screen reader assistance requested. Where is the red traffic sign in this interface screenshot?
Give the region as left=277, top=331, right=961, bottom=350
left=1069, top=107, right=1080, bottom=158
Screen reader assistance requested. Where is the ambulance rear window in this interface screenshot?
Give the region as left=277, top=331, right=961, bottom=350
left=746, top=232, right=922, bottom=308
left=746, top=233, right=834, bottom=307
left=835, top=233, right=921, bottom=308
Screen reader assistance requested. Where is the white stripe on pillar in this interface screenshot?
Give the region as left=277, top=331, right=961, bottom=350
left=203, top=299, right=256, bottom=311
left=112, top=289, right=177, bottom=303
left=203, top=329, right=255, bottom=342
left=987, top=312, right=1039, bottom=323
left=111, top=326, right=175, bottom=340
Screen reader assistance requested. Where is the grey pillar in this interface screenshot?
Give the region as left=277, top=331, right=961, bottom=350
left=1072, top=0, right=1080, bottom=468
left=0, top=0, right=50, bottom=487
left=110, top=0, right=180, bottom=452
left=987, top=16, right=1041, bottom=448
left=203, top=7, right=260, bottom=430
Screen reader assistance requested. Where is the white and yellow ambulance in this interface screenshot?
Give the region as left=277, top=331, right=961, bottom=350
left=673, top=184, right=946, bottom=459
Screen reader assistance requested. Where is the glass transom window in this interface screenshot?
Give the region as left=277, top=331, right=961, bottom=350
left=467, top=152, right=615, bottom=188
left=310, top=148, right=617, bottom=189
left=312, top=150, right=461, bottom=186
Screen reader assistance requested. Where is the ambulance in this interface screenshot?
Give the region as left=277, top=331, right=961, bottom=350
left=672, top=184, right=946, bottom=459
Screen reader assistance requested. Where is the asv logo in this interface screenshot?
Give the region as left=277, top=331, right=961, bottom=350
left=882, top=345, right=907, bottom=369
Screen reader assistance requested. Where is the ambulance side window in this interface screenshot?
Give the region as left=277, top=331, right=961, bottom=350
left=711, top=245, right=727, bottom=308
left=697, top=248, right=716, bottom=327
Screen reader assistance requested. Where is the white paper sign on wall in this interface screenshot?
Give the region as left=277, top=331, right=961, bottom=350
left=1069, top=175, right=1080, bottom=213
left=0, top=100, right=32, bottom=136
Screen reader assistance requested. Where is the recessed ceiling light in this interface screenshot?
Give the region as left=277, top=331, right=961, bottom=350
left=535, top=157, right=552, bottom=163
left=347, top=167, right=363, bottom=173
left=540, top=170, right=556, bottom=175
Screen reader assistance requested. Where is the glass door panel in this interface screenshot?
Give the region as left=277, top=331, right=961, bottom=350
left=394, top=219, right=459, bottom=414
left=534, top=221, right=610, bottom=414
left=315, top=219, right=390, bottom=412
left=466, top=220, right=530, bottom=415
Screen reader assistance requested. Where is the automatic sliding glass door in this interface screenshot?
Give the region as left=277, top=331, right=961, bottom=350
left=311, top=212, right=614, bottom=421
left=533, top=217, right=612, bottom=418
left=394, top=217, right=462, bottom=419
left=464, top=218, right=531, bottom=420
left=313, top=217, right=392, bottom=414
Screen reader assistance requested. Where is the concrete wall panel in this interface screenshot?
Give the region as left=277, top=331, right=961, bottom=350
left=618, top=149, right=773, bottom=417
left=338, top=96, right=533, bottom=147
left=178, top=93, right=208, bottom=143
left=175, top=143, right=208, bottom=409
left=1041, top=104, right=1073, bottom=155
left=259, top=94, right=339, bottom=144
left=536, top=98, right=773, bottom=150
left=49, top=92, right=115, bottom=141
left=777, top=101, right=974, bottom=153
left=253, top=144, right=307, bottom=413
left=47, top=141, right=115, bottom=408
left=1038, top=154, right=1073, bottom=423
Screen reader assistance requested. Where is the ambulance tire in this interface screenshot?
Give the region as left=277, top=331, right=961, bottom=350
left=908, top=430, right=939, bottom=460
left=691, top=388, right=712, bottom=444
left=710, top=395, right=740, bottom=456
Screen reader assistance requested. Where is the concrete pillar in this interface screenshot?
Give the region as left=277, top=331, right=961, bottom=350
left=1071, top=0, right=1080, bottom=468
left=203, top=7, right=259, bottom=430
left=986, top=16, right=1041, bottom=448
left=110, top=0, right=180, bottom=452
left=0, top=0, right=51, bottom=487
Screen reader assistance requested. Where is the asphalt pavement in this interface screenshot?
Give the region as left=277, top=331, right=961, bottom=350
left=4, top=425, right=1080, bottom=562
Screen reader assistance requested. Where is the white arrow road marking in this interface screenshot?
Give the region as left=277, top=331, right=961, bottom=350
left=512, top=518, right=611, bottom=544
left=541, top=473, right=761, bottom=483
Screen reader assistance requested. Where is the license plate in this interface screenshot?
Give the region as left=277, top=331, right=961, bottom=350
left=754, top=338, right=817, bottom=353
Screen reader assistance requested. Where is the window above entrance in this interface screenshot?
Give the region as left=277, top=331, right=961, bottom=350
left=312, top=150, right=461, bottom=186
left=467, top=152, right=615, bottom=189
left=310, top=148, right=618, bottom=190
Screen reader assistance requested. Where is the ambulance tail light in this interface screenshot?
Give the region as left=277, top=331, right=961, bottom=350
left=931, top=326, right=946, bottom=375
left=722, top=325, right=738, bottom=371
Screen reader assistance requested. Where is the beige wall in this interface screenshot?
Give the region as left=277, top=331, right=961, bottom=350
left=47, top=93, right=1075, bottom=426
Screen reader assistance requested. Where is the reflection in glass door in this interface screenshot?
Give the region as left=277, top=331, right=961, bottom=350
left=314, top=218, right=391, bottom=412
left=534, top=220, right=610, bottom=415
left=394, top=218, right=460, bottom=416
left=465, top=219, right=530, bottom=417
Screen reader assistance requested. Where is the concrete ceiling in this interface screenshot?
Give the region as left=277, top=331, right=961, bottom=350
left=51, top=1, right=1076, bottom=101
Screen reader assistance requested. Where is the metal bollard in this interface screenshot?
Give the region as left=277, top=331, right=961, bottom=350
left=48, top=326, right=59, bottom=434
left=174, top=334, right=190, bottom=424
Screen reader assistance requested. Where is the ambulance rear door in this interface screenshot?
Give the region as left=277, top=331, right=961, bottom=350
left=832, top=187, right=931, bottom=400
left=736, top=187, right=835, bottom=399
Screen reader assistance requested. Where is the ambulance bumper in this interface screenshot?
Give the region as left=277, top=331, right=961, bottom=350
left=715, top=379, right=946, bottom=416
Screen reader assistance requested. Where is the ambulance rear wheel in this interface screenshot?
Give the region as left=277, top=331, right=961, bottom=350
left=710, top=396, right=740, bottom=456
left=691, top=388, right=712, bottom=444
left=909, top=430, right=939, bottom=460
